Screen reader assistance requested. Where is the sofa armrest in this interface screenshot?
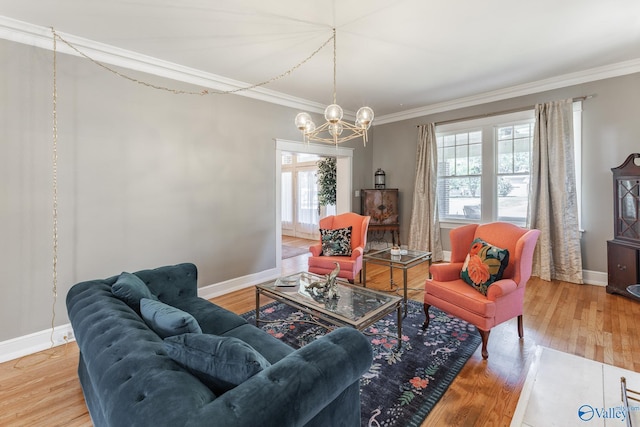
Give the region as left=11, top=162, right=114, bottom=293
left=486, top=278, right=518, bottom=300
left=189, top=327, right=373, bottom=427
left=430, top=262, right=464, bottom=282
left=309, top=243, right=322, bottom=257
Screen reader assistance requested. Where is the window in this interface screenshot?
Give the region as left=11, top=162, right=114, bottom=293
left=437, top=130, right=483, bottom=220
left=436, top=110, right=535, bottom=226
left=436, top=103, right=582, bottom=227
left=496, top=122, right=533, bottom=223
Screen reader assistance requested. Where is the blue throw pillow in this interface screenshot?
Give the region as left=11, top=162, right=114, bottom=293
left=460, top=238, right=510, bottom=296
left=140, top=298, right=202, bottom=338
left=320, top=226, right=352, bottom=256
left=163, top=333, right=271, bottom=395
left=111, top=272, right=157, bottom=312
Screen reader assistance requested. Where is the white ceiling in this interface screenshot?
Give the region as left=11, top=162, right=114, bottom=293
left=2, top=0, right=640, bottom=122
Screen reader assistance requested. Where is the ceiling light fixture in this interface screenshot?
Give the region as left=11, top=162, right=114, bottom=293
left=295, top=28, right=374, bottom=147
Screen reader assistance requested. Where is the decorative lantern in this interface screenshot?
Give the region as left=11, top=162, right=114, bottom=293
left=374, top=168, right=386, bottom=189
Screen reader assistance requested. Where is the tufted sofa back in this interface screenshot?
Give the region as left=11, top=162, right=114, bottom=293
left=66, top=263, right=216, bottom=426
left=66, top=262, right=373, bottom=427
left=133, top=262, right=198, bottom=304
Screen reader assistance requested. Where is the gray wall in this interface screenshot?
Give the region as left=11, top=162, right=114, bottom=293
left=372, top=73, right=640, bottom=274
left=0, top=39, right=373, bottom=342
left=3, top=34, right=638, bottom=343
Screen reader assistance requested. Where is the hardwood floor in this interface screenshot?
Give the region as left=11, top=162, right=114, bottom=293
left=1, top=243, right=638, bottom=426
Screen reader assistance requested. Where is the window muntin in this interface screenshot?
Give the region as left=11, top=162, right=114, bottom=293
left=436, top=110, right=535, bottom=226
left=435, top=103, right=581, bottom=228
left=437, top=130, right=483, bottom=220
left=496, top=122, right=533, bottom=224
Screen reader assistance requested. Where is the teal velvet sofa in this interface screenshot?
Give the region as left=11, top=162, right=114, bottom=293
left=66, top=263, right=373, bottom=427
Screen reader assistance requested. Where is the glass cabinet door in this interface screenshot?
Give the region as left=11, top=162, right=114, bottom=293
left=617, top=178, right=640, bottom=240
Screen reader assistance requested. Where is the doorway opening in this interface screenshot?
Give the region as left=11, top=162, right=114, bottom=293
left=275, top=139, right=353, bottom=271
left=281, top=152, right=337, bottom=241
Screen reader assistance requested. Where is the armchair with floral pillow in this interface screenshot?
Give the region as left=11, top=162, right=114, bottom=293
left=308, top=212, right=370, bottom=284
left=423, top=222, right=540, bottom=359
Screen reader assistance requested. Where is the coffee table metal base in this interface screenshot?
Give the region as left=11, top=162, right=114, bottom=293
left=255, top=276, right=403, bottom=349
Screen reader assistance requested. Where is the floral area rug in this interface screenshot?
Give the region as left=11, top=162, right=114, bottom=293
left=241, top=299, right=481, bottom=427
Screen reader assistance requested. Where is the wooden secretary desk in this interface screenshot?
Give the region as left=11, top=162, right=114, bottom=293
left=607, top=153, right=640, bottom=301
left=361, top=189, right=401, bottom=246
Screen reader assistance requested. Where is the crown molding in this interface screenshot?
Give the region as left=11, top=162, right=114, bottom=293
left=3, top=15, right=640, bottom=126
left=0, top=15, right=327, bottom=114
left=375, top=58, right=640, bottom=125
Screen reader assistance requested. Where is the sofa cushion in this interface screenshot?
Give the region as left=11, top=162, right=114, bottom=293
left=460, top=238, right=510, bottom=295
left=222, top=323, right=293, bottom=364
left=163, top=333, right=271, bottom=394
left=320, top=226, right=352, bottom=256
left=111, top=272, right=157, bottom=312
left=140, top=298, right=202, bottom=338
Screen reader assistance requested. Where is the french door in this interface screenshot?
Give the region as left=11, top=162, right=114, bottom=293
left=282, top=153, right=335, bottom=240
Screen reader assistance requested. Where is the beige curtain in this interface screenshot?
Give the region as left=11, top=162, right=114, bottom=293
left=408, top=124, right=443, bottom=261
left=529, top=99, right=583, bottom=283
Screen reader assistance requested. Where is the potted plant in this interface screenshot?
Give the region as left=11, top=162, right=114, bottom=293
left=316, top=157, right=336, bottom=210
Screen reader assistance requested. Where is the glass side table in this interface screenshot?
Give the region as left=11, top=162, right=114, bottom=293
left=362, top=248, right=431, bottom=317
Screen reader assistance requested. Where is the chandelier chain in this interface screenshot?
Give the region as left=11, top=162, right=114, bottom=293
left=50, top=28, right=334, bottom=96
left=50, top=27, right=59, bottom=347
left=332, top=28, right=337, bottom=105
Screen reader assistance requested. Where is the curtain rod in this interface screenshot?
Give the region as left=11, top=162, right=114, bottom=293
left=418, top=95, right=593, bottom=127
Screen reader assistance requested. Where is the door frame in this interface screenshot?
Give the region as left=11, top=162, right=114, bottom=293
left=284, top=164, right=321, bottom=240
left=275, top=139, right=354, bottom=272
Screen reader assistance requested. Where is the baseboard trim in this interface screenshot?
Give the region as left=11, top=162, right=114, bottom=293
left=582, top=269, right=607, bottom=286
left=0, top=266, right=605, bottom=364
left=197, top=267, right=281, bottom=300
left=443, top=251, right=606, bottom=286
left=0, top=324, right=75, bottom=364
left=0, top=267, right=281, bottom=363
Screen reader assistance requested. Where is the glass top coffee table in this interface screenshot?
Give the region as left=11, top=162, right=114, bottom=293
left=255, top=272, right=403, bottom=348
left=363, top=248, right=432, bottom=317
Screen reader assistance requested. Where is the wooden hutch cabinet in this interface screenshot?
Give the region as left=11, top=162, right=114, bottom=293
left=361, top=189, right=400, bottom=245
left=607, top=153, right=640, bottom=301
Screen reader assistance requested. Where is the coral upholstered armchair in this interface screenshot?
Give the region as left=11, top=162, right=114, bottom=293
left=423, top=222, right=540, bottom=359
left=308, top=213, right=370, bottom=283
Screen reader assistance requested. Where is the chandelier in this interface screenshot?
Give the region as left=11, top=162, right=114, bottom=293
left=295, top=29, right=374, bottom=147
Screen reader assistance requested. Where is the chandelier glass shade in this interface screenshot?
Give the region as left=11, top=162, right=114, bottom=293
left=295, top=29, right=374, bottom=146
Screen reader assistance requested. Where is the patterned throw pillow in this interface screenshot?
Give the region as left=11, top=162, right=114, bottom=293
left=460, top=238, right=510, bottom=296
left=320, top=226, right=352, bottom=256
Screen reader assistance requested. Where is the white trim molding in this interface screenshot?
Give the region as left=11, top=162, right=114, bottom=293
left=442, top=250, right=606, bottom=286
left=0, top=267, right=281, bottom=363
left=197, top=267, right=281, bottom=301
left=274, top=138, right=354, bottom=274
left=0, top=324, right=75, bottom=364
left=0, top=15, right=327, bottom=114
left=3, top=15, right=640, bottom=127
left=0, top=262, right=606, bottom=363
left=374, top=58, right=640, bottom=125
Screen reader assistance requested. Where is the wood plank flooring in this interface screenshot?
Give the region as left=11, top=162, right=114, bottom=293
left=1, top=238, right=638, bottom=426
